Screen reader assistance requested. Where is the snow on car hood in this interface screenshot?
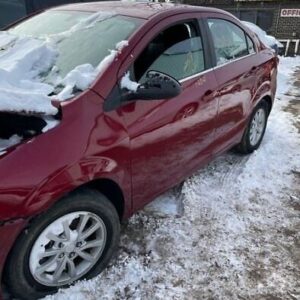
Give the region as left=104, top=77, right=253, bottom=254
left=0, top=11, right=129, bottom=152
left=0, top=32, right=58, bottom=115
left=0, top=11, right=129, bottom=115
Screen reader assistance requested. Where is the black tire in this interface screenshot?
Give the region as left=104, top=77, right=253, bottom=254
left=5, top=189, right=120, bottom=300
left=236, top=100, right=269, bottom=154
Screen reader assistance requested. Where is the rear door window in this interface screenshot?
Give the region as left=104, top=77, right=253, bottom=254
left=207, top=18, right=250, bottom=66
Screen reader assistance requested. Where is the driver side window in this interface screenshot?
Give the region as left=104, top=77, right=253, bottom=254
left=133, top=21, right=205, bottom=82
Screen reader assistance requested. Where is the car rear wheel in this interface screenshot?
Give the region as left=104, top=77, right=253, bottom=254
left=5, top=189, right=120, bottom=300
left=236, top=100, right=269, bottom=154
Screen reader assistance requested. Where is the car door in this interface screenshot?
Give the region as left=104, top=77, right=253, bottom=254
left=203, top=14, right=259, bottom=155
left=118, top=16, right=219, bottom=211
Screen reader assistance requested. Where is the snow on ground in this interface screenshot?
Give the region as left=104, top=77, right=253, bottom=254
left=44, top=56, right=300, bottom=300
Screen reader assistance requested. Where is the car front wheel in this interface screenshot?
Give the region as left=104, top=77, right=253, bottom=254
left=5, top=189, right=120, bottom=300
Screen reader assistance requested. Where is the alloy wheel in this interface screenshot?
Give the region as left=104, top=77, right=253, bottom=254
left=29, top=211, right=107, bottom=287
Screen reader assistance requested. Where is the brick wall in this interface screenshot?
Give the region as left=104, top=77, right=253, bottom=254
left=183, top=0, right=300, bottom=40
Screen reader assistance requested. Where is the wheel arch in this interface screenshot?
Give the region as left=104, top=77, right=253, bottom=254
left=262, top=94, right=273, bottom=115
left=79, top=178, right=126, bottom=221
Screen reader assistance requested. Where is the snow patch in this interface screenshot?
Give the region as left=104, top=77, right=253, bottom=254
left=0, top=12, right=129, bottom=151
left=57, top=64, right=96, bottom=100
left=120, top=72, right=140, bottom=92
left=116, top=40, right=129, bottom=52
left=0, top=36, right=58, bottom=115
left=0, top=11, right=126, bottom=114
left=0, top=135, right=22, bottom=152
left=242, top=21, right=283, bottom=49
left=0, top=31, right=18, bottom=49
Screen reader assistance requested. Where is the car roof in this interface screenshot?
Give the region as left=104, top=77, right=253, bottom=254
left=50, top=1, right=228, bottom=20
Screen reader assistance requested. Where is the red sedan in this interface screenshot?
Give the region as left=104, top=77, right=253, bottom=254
left=0, top=2, right=277, bottom=299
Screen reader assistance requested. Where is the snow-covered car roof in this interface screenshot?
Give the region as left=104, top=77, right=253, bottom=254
left=241, top=21, right=283, bottom=49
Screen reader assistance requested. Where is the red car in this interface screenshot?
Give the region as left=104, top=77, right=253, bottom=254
left=0, top=2, right=277, bottom=299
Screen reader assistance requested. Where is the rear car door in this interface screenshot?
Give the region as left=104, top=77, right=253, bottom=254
left=119, top=15, right=219, bottom=210
left=203, top=14, right=260, bottom=155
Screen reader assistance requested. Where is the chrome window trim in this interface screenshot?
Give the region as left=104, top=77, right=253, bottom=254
left=179, top=52, right=256, bottom=83
left=213, top=52, right=256, bottom=71
left=179, top=68, right=212, bottom=83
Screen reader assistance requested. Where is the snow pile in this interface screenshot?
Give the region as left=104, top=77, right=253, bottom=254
left=242, top=21, right=283, bottom=49
left=44, top=57, right=300, bottom=300
left=277, top=56, right=300, bottom=95
left=0, top=31, right=18, bottom=49
left=0, top=12, right=130, bottom=152
left=0, top=11, right=128, bottom=115
left=0, top=33, right=58, bottom=114
left=120, top=72, right=140, bottom=92
left=0, top=135, right=22, bottom=152
left=56, top=39, right=129, bottom=100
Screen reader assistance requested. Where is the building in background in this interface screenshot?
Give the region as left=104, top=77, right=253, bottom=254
left=0, top=0, right=102, bottom=28
left=183, top=0, right=300, bottom=54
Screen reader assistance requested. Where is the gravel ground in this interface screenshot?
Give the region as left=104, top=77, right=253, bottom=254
left=44, top=56, right=300, bottom=300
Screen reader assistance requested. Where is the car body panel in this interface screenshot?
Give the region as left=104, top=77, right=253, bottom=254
left=0, top=3, right=277, bottom=298
left=0, top=90, right=131, bottom=222
left=121, top=71, right=219, bottom=210
left=114, top=12, right=219, bottom=210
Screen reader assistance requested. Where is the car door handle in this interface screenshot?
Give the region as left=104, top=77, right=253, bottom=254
left=202, top=90, right=214, bottom=103
left=204, top=90, right=213, bottom=97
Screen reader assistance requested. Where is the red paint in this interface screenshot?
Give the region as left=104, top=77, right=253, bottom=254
left=0, top=2, right=277, bottom=297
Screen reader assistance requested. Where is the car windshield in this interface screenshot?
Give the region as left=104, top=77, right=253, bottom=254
left=9, top=10, right=143, bottom=78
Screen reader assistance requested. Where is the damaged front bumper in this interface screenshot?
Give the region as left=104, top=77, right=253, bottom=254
left=0, top=107, right=60, bottom=153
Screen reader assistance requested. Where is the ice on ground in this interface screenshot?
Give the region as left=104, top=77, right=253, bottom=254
left=144, top=189, right=184, bottom=217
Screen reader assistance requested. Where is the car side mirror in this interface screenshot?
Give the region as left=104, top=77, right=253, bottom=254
left=103, top=71, right=182, bottom=112
left=124, top=70, right=182, bottom=101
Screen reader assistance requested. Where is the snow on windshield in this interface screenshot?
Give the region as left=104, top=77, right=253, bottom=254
left=0, top=11, right=131, bottom=114
left=0, top=11, right=130, bottom=152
